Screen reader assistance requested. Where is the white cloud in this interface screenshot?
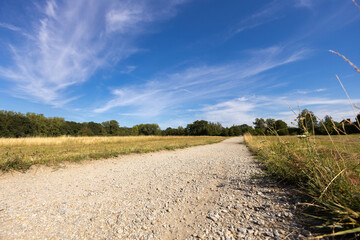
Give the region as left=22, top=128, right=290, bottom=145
left=94, top=46, right=308, bottom=120
left=0, top=22, right=22, bottom=32
left=45, top=0, right=57, bottom=18
left=195, top=95, right=360, bottom=127
left=296, top=0, right=316, bottom=8
left=296, top=88, right=327, bottom=94
left=106, top=5, right=147, bottom=33
left=200, top=98, right=257, bottom=126
left=0, top=0, right=187, bottom=106
left=231, top=1, right=283, bottom=35
left=120, top=65, right=137, bottom=74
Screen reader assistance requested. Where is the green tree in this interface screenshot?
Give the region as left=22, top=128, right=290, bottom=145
left=47, top=117, right=65, bottom=136
left=102, top=120, right=120, bottom=136
left=26, top=113, right=49, bottom=136
left=297, top=109, right=318, bottom=134
left=186, top=120, right=209, bottom=135
left=131, top=125, right=139, bottom=136
left=265, top=118, right=276, bottom=128
left=63, top=121, right=82, bottom=136
left=317, top=115, right=339, bottom=135
left=253, top=118, right=266, bottom=135
left=177, top=126, right=185, bottom=136
left=275, top=120, right=289, bottom=135
left=221, top=127, right=229, bottom=136
left=229, top=125, right=241, bottom=136
left=208, top=122, right=223, bottom=136
left=0, top=111, right=31, bottom=137
left=265, top=118, right=276, bottom=135
left=136, top=124, right=161, bottom=135
left=87, top=122, right=107, bottom=136
left=78, top=127, right=94, bottom=136
left=239, top=124, right=254, bottom=135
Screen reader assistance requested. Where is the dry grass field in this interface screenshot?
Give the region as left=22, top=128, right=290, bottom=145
left=0, top=135, right=226, bottom=172
left=244, top=134, right=360, bottom=237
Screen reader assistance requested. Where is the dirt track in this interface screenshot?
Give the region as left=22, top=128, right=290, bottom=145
left=0, top=137, right=309, bottom=239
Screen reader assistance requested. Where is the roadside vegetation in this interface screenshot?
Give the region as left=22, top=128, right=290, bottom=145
left=245, top=133, right=360, bottom=238
left=245, top=46, right=360, bottom=238
left=0, top=136, right=226, bottom=172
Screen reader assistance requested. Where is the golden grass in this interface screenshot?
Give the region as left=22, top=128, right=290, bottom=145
left=0, top=135, right=227, bottom=172
left=244, top=134, right=360, bottom=238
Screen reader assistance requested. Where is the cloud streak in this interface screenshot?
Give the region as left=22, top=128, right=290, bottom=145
left=0, top=22, right=22, bottom=32
left=197, top=95, right=360, bottom=127
left=0, top=0, right=187, bottom=106
left=94, top=45, right=308, bottom=119
left=230, top=1, right=284, bottom=35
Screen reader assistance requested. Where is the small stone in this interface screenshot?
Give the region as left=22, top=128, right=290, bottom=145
left=207, top=212, right=220, bottom=222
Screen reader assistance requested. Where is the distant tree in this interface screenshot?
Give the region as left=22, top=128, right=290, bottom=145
left=63, top=121, right=82, bottom=136
left=163, top=127, right=177, bottom=136
left=317, top=115, right=339, bottom=135
left=265, top=118, right=276, bottom=135
left=26, top=113, right=49, bottom=136
left=177, top=126, right=185, bottom=136
left=297, top=109, right=318, bottom=134
left=118, top=127, right=132, bottom=136
left=102, top=120, right=120, bottom=135
left=136, top=124, right=161, bottom=135
left=186, top=120, right=209, bottom=135
left=0, top=111, right=10, bottom=137
left=253, top=118, right=266, bottom=135
left=275, top=120, right=289, bottom=135
left=46, top=117, right=65, bottom=136
left=5, top=108, right=360, bottom=138
left=78, top=127, right=94, bottom=136
left=239, top=124, right=254, bottom=135
left=2, top=111, right=32, bottom=137
left=288, top=127, right=300, bottom=135
left=208, top=122, right=223, bottom=136
left=265, top=118, right=276, bottom=128
left=87, top=122, right=106, bottom=136
left=131, top=125, right=139, bottom=136
left=340, top=117, right=360, bottom=134
left=221, top=127, right=229, bottom=136
left=229, top=125, right=241, bottom=136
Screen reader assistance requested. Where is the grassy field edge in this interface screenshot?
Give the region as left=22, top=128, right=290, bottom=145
left=0, top=136, right=228, bottom=173
left=244, top=134, right=360, bottom=239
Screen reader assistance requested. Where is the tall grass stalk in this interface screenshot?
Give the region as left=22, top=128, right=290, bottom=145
left=244, top=133, right=360, bottom=238
left=244, top=47, right=360, bottom=238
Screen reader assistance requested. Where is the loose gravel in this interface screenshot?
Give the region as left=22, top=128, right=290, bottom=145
left=0, top=137, right=310, bottom=239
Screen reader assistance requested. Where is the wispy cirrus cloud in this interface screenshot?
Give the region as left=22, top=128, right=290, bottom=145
left=296, top=0, right=313, bottom=8
left=228, top=0, right=324, bottom=38
left=120, top=66, right=137, bottom=74
left=0, top=22, right=34, bottom=40
left=94, top=45, right=309, bottom=119
left=296, top=88, right=327, bottom=94
left=230, top=0, right=284, bottom=35
left=295, top=0, right=319, bottom=9
left=0, top=22, right=22, bottom=32
left=0, top=0, right=187, bottom=106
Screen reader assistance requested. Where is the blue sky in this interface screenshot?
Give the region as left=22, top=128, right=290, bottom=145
left=0, top=0, right=359, bottom=128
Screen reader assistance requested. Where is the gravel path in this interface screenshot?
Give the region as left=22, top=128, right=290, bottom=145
left=0, top=137, right=310, bottom=239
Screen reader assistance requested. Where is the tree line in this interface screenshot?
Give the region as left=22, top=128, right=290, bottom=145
left=0, top=109, right=359, bottom=138
left=253, top=109, right=360, bottom=136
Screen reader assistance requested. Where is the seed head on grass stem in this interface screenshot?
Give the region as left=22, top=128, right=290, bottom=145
left=329, top=50, right=360, bottom=73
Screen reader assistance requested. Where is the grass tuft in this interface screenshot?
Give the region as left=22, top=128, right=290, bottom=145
left=244, top=133, right=360, bottom=238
